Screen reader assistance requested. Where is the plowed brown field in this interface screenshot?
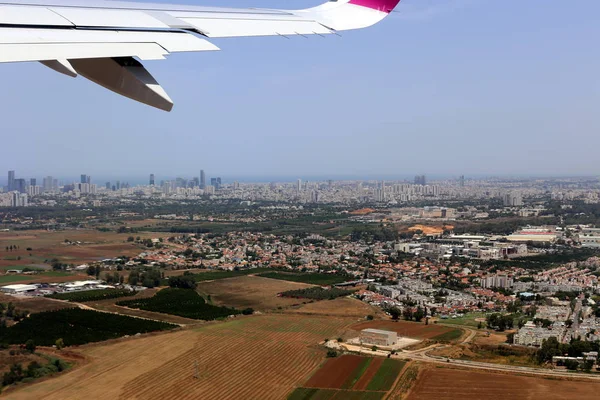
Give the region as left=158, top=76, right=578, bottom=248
left=406, top=367, right=600, bottom=400
left=6, top=314, right=351, bottom=400
left=304, top=355, right=365, bottom=389
left=197, top=275, right=314, bottom=311
left=286, top=297, right=381, bottom=318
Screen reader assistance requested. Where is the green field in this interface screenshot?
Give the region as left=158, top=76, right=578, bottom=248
left=0, top=275, right=35, bottom=284
left=117, top=288, right=240, bottom=320
left=257, top=272, right=349, bottom=285
left=341, top=358, right=372, bottom=389
left=288, top=388, right=385, bottom=400
left=438, top=312, right=489, bottom=328
left=366, top=359, right=406, bottom=391
left=431, top=328, right=464, bottom=342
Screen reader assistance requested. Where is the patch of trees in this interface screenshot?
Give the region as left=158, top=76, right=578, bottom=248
left=168, top=276, right=197, bottom=290
left=128, top=268, right=164, bottom=288
left=47, top=289, right=136, bottom=302
left=402, top=306, right=426, bottom=322
left=486, top=313, right=514, bottom=331
left=280, top=287, right=355, bottom=301
left=350, top=226, right=399, bottom=243
left=117, top=288, right=240, bottom=320
left=0, top=309, right=175, bottom=346
left=2, top=357, right=69, bottom=387
left=0, top=302, right=29, bottom=324
left=536, top=337, right=600, bottom=367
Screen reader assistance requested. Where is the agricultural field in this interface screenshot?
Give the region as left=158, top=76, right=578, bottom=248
left=0, top=229, right=166, bottom=270
left=289, top=355, right=405, bottom=399
left=197, top=275, right=315, bottom=311
left=406, top=366, right=600, bottom=400
left=117, top=288, right=240, bottom=320
left=258, top=271, right=350, bottom=286
left=182, top=268, right=273, bottom=282
left=350, top=320, right=463, bottom=342
left=0, top=293, right=72, bottom=313
left=8, top=314, right=352, bottom=400
left=437, top=312, right=489, bottom=328
left=0, top=308, right=176, bottom=346
left=285, top=298, right=381, bottom=318
left=47, top=288, right=136, bottom=302
left=280, top=287, right=355, bottom=301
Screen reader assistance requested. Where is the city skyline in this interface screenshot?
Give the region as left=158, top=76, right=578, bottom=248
left=1, top=0, right=599, bottom=178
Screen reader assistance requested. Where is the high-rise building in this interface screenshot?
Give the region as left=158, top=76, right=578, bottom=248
left=105, top=182, right=110, bottom=190
left=10, top=192, right=27, bottom=207
left=7, top=170, right=15, bottom=192
left=80, top=174, right=90, bottom=184
left=297, top=179, right=302, bottom=192
left=200, top=170, right=206, bottom=189
left=42, top=176, right=54, bottom=193
left=414, top=175, right=426, bottom=185
left=13, top=179, right=26, bottom=194
left=211, top=177, right=217, bottom=187
left=30, top=178, right=36, bottom=187
left=459, top=175, right=465, bottom=187
left=116, top=181, right=121, bottom=190
left=149, top=174, right=155, bottom=186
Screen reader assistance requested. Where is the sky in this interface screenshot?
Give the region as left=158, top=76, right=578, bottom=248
left=2, top=0, right=600, bottom=183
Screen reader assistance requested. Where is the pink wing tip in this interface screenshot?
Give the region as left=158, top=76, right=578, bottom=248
left=348, top=0, right=401, bottom=13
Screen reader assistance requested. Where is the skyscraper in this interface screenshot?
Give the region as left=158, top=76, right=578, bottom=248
left=297, top=179, right=302, bottom=192
left=200, top=170, right=206, bottom=189
left=14, top=179, right=26, bottom=194
left=7, top=170, right=15, bottom=191
left=80, top=174, right=87, bottom=184
left=149, top=174, right=155, bottom=186
left=414, top=175, right=426, bottom=186
left=30, top=178, right=36, bottom=187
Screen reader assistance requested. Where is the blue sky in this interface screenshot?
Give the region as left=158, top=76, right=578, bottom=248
left=2, top=0, right=600, bottom=182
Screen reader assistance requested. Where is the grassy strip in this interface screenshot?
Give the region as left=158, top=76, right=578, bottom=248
left=341, top=357, right=372, bottom=389
left=365, top=359, right=406, bottom=391
left=431, top=328, right=463, bottom=342
left=288, top=388, right=385, bottom=400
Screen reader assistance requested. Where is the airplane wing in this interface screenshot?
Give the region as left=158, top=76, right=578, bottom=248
left=0, top=0, right=401, bottom=111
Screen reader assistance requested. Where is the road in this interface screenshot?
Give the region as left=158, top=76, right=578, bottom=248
left=401, top=344, right=600, bottom=381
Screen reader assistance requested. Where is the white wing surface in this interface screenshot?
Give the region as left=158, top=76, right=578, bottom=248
left=0, top=0, right=401, bottom=111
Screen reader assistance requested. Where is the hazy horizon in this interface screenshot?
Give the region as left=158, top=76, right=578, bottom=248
left=3, top=0, right=600, bottom=178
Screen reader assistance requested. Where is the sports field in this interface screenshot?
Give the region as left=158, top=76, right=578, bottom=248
left=6, top=314, right=352, bottom=400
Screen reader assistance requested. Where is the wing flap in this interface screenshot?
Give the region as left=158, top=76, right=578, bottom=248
left=181, top=18, right=332, bottom=38
left=0, top=29, right=220, bottom=63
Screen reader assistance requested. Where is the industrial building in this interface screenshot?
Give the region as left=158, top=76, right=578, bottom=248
left=359, top=329, right=398, bottom=347
left=0, top=284, right=37, bottom=294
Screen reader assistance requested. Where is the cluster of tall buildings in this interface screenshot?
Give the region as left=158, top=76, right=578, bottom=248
left=148, top=170, right=222, bottom=192
left=503, top=192, right=524, bottom=207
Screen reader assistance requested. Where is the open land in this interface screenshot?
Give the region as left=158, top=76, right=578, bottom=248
left=290, top=355, right=406, bottom=399
left=406, top=366, right=600, bottom=400
left=6, top=314, right=351, bottom=400
left=0, top=230, right=166, bottom=270
left=196, top=275, right=315, bottom=311
left=284, top=298, right=382, bottom=319
left=349, top=320, right=463, bottom=341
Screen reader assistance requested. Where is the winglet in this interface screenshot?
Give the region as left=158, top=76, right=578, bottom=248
left=298, top=0, right=402, bottom=31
